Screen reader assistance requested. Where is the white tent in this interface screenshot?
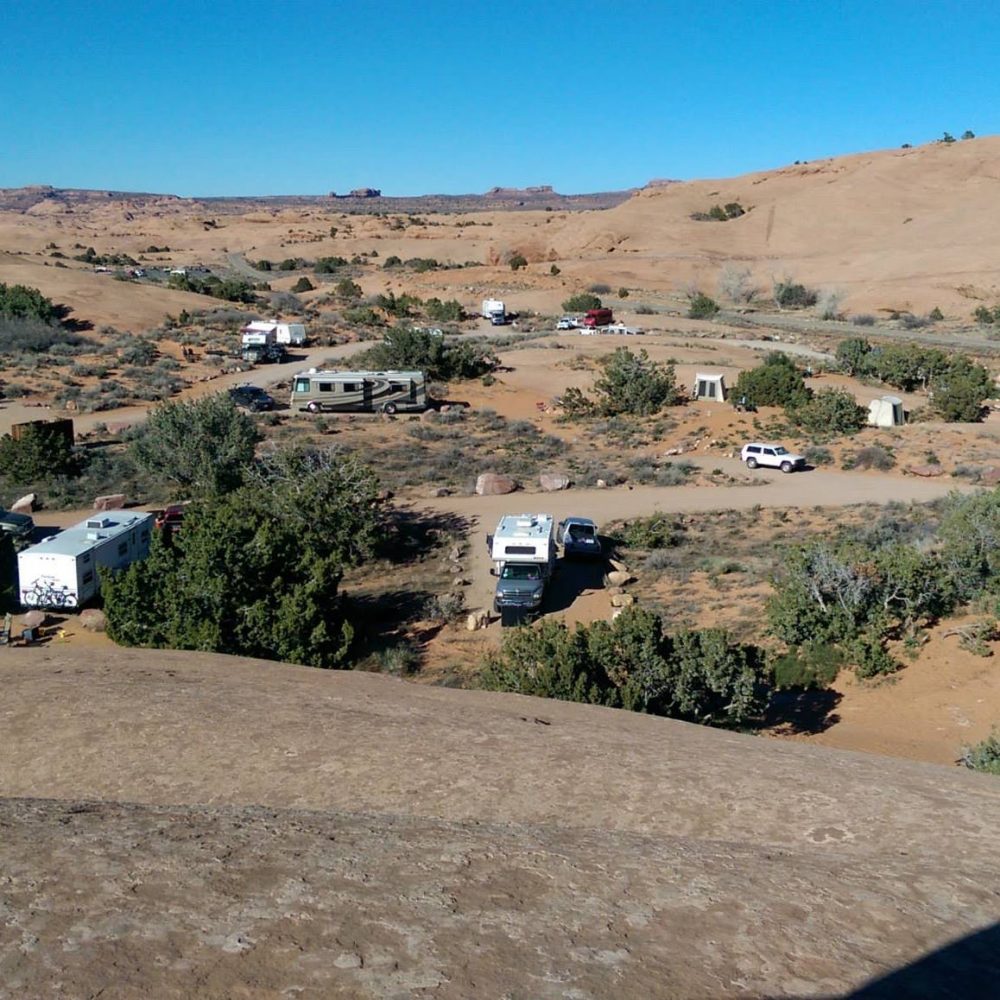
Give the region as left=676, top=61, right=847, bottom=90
left=868, top=395, right=905, bottom=427
left=693, top=372, right=727, bottom=401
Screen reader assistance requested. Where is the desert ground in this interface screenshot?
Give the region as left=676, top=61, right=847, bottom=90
left=3, top=138, right=1000, bottom=996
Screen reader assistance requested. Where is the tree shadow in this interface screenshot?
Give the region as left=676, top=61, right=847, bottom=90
left=759, top=687, right=843, bottom=735
left=844, top=921, right=1000, bottom=999
left=377, top=509, right=473, bottom=565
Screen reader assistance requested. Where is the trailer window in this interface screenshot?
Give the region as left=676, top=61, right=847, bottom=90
left=504, top=545, right=536, bottom=555
left=343, top=382, right=361, bottom=392
left=318, top=382, right=333, bottom=393
left=82, top=571, right=94, bottom=585
left=390, top=382, right=408, bottom=394
left=118, top=542, right=128, bottom=556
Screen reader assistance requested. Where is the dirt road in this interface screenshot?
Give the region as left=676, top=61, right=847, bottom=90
left=412, top=460, right=967, bottom=620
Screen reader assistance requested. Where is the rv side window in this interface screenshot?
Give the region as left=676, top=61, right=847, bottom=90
left=294, top=378, right=311, bottom=393
left=318, top=382, right=333, bottom=393
left=504, top=545, right=536, bottom=555
left=82, top=571, right=94, bottom=585
left=118, top=542, right=128, bottom=556
left=390, top=382, right=408, bottom=394
left=343, top=382, right=361, bottom=392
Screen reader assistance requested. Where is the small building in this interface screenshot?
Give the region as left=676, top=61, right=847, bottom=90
left=868, top=395, right=905, bottom=427
left=693, top=372, right=727, bottom=401
left=17, top=510, right=154, bottom=609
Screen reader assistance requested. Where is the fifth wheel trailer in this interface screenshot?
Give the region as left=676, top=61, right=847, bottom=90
left=17, top=511, right=154, bottom=609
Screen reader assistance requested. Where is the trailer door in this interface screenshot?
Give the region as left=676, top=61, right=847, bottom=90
left=363, top=380, right=373, bottom=410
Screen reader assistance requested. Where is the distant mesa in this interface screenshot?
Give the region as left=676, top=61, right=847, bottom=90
left=328, top=188, right=382, bottom=199
left=485, top=185, right=555, bottom=197
left=645, top=178, right=682, bottom=188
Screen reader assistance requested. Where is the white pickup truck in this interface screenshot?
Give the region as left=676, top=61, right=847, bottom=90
left=741, top=442, right=806, bottom=473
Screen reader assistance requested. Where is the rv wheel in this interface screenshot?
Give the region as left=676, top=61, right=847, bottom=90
left=307, top=401, right=321, bottom=414
left=382, top=402, right=397, bottom=415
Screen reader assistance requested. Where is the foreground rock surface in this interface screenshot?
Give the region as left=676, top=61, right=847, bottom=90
left=0, top=648, right=997, bottom=998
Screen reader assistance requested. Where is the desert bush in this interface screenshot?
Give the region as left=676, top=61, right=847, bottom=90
left=333, top=278, right=362, bottom=300
left=589, top=347, right=681, bottom=417
left=0, top=316, right=93, bottom=355
left=478, top=608, right=768, bottom=727
left=382, top=255, right=402, bottom=268
left=931, top=358, right=994, bottom=422
left=292, top=276, right=315, bottom=293
left=254, top=259, right=273, bottom=271
left=717, top=265, right=756, bottom=304
left=588, top=283, right=612, bottom=294
left=0, top=282, right=59, bottom=323
left=509, top=253, right=527, bottom=271
left=562, top=293, right=602, bottom=312
left=851, top=314, right=876, bottom=327
left=961, top=730, right=1000, bottom=776
left=635, top=304, right=656, bottom=315
left=929, top=306, right=944, bottom=321
left=618, top=287, right=629, bottom=299
left=773, top=279, right=817, bottom=309
left=816, top=289, right=845, bottom=320
left=377, top=641, right=422, bottom=676
left=687, top=292, right=719, bottom=319
left=899, top=312, right=928, bottom=329
left=787, top=387, right=867, bottom=435
left=609, top=513, right=683, bottom=550
left=771, top=643, right=844, bottom=690
left=424, top=298, right=464, bottom=322
left=119, top=339, right=157, bottom=366
left=843, top=445, right=896, bottom=471
left=733, top=352, right=810, bottom=409
left=313, top=256, right=348, bottom=273
left=803, top=445, right=834, bottom=466
left=0, top=422, right=79, bottom=481
left=342, top=306, right=382, bottom=326
left=358, top=326, right=497, bottom=381
left=655, top=461, right=697, bottom=486
left=426, top=591, right=466, bottom=622
left=129, top=393, right=260, bottom=498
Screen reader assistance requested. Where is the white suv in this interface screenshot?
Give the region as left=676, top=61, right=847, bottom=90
left=741, top=442, right=806, bottom=473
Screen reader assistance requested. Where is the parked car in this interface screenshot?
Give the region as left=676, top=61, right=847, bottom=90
left=556, top=317, right=578, bottom=330
left=557, top=517, right=602, bottom=559
left=228, top=385, right=275, bottom=411
left=0, top=508, right=34, bottom=540
left=741, top=442, right=806, bottom=473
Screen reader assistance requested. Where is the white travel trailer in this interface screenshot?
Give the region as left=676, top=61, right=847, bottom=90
left=243, top=320, right=307, bottom=346
left=17, top=511, right=154, bottom=609
left=290, top=369, right=427, bottom=414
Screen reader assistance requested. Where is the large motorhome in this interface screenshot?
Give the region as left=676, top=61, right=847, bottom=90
left=290, top=369, right=427, bottom=414
left=17, top=510, right=154, bottom=609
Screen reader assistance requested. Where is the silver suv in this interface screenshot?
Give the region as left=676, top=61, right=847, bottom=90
left=741, top=442, right=806, bottom=473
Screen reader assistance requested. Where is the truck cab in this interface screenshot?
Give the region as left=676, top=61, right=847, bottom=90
left=490, top=513, right=555, bottom=622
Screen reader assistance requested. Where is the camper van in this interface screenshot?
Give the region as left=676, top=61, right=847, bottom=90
left=17, top=510, right=154, bottom=609
left=290, top=369, right=427, bottom=414
left=489, top=513, right=556, bottom=619
left=243, top=320, right=307, bottom=346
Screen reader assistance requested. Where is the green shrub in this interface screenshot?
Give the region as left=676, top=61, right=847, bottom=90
left=803, top=445, right=834, bottom=466
left=424, top=298, right=464, bottom=322
left=0, top=422, right=79, bottom=481
left=687, top=293, right=719, bottom=319
left=292, top=276, right=315, bottom=293
left=333, top=278, right=362, bottom=299
left=562, top=293, right=602, bottom=312
left=843, top=445, right=895, bottom=471
left=591, top=347, right=681, bottom=417
left=509, top=253, right=528, bottom=271
left=774, top=280, right=817, bottom=308
left=771, top=644, right=844, bottom=689
left=787, top=387, right=867, bottom=435
left=478, top=608, right=768, bottom=727
left=961, top=730, right=1000, bottom=775
left=733, top=353, right=810, bottom=408
left=588, top=283, right=612, bottom=294
left=0, top=282, right=59, bottom=323
left=609, top=513, right=683, bottom=550
left=314, top=256, right=348, bottom=273
left=357, top=325, right=497, bottom=381
left=550, top=264, right=561, bottom=275
left=383, top=255, right=402, bottom=268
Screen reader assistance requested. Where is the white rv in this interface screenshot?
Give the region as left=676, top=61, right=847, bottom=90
left=290, top=369, right=427, bottom=414
left=481, top=298, right=506, bottom=325
left=17, top=510, right=154, bottom=609
left=489, top=513, right=556, bottom=616
left=243, top=320, right=307, bottom=346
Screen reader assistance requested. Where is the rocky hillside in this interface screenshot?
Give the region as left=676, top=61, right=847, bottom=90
left=1, top=648, right=997, bottom=998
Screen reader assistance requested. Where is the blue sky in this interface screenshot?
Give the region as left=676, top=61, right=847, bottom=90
left=3, top=0, right=998, bottom=196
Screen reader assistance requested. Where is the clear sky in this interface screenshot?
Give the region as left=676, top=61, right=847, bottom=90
left=3, top=0, right=998, bottom=196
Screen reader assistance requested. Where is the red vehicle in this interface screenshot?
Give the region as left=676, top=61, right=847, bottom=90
left=583, top=308, right=614, bottom=327
left=154, top=504, right=185, bottom=534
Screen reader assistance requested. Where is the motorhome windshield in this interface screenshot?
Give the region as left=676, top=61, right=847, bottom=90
left=501, top=564, right=540, bottom=580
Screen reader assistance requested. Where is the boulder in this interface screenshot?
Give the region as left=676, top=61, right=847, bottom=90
left=980, top=467, right=1000, bottom=486
left=610, top=607, right=625, bottom=621
left=606, top=570, right=634, bottom=587
left=538, top=473, right=571, bottom=492
left=449, top=544, right=463, bottom=561
left=476, top=473, right=517, bottom=496
left=608, top=558, right=629, bottom=574
left=465, top=610, right=491, bottom=632
left=79, top=609, right=107, bottom=632
left=452, top=576, right=469, bottom=588
left=611, top=593, right=635, bottom=608
left=431, top=487, right=452, bottom=498
left=93, top=493, right=126, bottom=511
left=420, top=409, right=439, bottom=423
left=596, top=479, right=608, bottom=489
left=664, top=447, right=683, bottom=457
left=21, top=611, right=45, bottom=629
left=10, top=493, right=36, bottom=514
